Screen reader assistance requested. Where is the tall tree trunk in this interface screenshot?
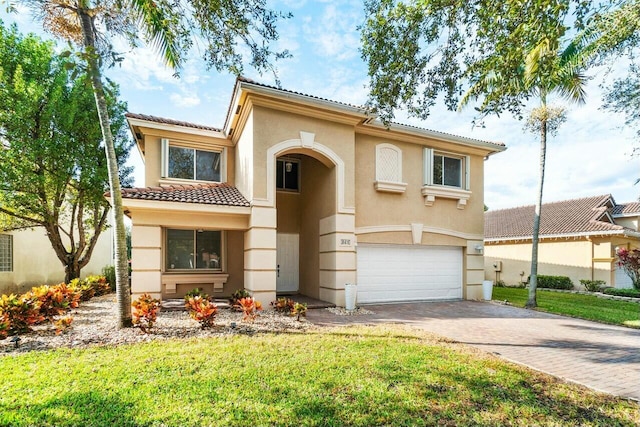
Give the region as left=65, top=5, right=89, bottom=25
left=78, top=7, right=132, bottom=327
left=527, top=118, right=548, bottom=308
left=65, top=261, right=81, bottom=283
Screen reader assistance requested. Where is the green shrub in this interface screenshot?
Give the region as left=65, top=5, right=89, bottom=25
left=85, top=275, right=111, bottom=297
left=229, top=289, right=251, bottom=309
left=24, top=283, right=80, bottom=323
left=185, top=296, right=218, bottom=328
left=536, top=275, right=574, bottom=290
left=237, top=297, right=263, bottom=322
left=579, top=279, right=606, bottom=292
left=101, top=266, right=116, bottom=292
left=292, top=302, right=307, bottom=321
left=69, top=275, right=110, bottom=301
left=132, top=293, right=161, bottom=333
left=0, top=293, right=44, bottom=336
left=271, top=297, right=295, bottom=314
left=185, top=288, right=210, bottom=302
left=602, top=288, right=640, bottom=298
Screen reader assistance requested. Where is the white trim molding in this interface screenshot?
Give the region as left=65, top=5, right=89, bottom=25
left=421, top=185, right=471, bottom=209
left=355, top=224, right=483, bottom=241
left=264, top=132, right=355, bottom=214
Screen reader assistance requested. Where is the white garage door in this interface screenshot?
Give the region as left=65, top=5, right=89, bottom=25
left=356, top=244, right=463, bottom=303
left=615, top=265, right=634, bottom=289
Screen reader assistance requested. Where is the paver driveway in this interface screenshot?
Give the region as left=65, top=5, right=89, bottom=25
left=306, top=301, right=640, bottom=401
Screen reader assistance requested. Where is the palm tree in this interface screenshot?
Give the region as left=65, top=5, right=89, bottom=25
left=461, top=37, right=588, bottom=308
left=14, top=0, right=288, bottom=327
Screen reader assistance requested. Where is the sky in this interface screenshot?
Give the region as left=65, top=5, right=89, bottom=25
left=2, top=0, right=639, bottom=210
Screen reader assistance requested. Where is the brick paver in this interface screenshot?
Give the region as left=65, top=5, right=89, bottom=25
left=306, top=301, right=640, bottom=401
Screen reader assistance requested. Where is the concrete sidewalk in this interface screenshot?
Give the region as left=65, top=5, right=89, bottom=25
left=306, top=301, right=640, bottom=401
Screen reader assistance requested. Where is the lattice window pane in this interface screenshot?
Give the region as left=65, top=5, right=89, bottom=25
left=377, top=147, right=400, bottom=182
left=0, top=234, right=12, bottom=272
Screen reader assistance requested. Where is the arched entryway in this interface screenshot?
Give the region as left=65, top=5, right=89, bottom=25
left=266, top=133, right=356, bottom=305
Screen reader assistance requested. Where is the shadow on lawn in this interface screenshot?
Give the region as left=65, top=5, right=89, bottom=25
left=0, top=391, right=138, bottom=427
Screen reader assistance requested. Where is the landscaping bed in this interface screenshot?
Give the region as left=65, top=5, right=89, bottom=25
left=1, top=293, right=310, bottom=355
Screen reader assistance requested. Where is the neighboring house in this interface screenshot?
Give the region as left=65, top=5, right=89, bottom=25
left=123, top=77, right=505, bottom=306
left=0, top=227, right=114, bottom=295
left=484, top=195, right=640, bottom=289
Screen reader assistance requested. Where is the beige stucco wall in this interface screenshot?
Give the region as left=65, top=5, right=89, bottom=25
left=141, top=129, right=234, bottom=188
left=250, top=105, right=356, bottom=209
left=616, top=217, right=639, bottom=231
left=484, top=239, right=618, bottom=288
left=354, top=133, right=485, bottom=236
left=234, top=110, right=254, bottom=199
left=0, top=227, right=113, bottom=295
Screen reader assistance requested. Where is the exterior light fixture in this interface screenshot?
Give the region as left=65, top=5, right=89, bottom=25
left=475, top=244, right=483, bottom=253
left=285, top=161, right=293, bottom=173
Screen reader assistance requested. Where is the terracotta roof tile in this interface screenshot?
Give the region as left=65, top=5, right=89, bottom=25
left=612, top=202, right=640, bottom=216
left=118, top=183, right=250, bottom=207
left=125, top=113, right=222, bottom=132
left=484, top=194, right=631, bottom=240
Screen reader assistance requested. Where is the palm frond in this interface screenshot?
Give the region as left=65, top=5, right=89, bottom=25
left=128, top=0, right=183, bottom=69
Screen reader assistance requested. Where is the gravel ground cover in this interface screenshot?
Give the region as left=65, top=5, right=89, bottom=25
left=1, top=293, right=311, bottom=355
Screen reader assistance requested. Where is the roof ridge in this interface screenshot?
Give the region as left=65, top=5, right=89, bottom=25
left=486, top=194, right=613, bottom=214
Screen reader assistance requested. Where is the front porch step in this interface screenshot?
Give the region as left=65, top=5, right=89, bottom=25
left=276, top=294, right=336, bottom=309
left=162, top=298, right=231, bottom=312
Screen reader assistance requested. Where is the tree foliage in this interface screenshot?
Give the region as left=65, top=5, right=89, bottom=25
left=616, top=247, right=640, bottom=290
left=361, top=0, right=594, bottom=123
left=7, top=0, right=290, bottom=327
left=0, top=22, right=132, bottom=282
left=574, top=0, right=640, bottom=156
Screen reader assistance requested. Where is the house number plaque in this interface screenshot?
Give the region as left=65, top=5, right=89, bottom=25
left=339, top=238, right=352, bottom=247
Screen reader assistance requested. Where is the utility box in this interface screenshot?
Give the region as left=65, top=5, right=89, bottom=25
left=493, top=261, right=502, bottom=272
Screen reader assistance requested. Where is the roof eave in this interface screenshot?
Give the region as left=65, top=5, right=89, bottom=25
left=363, top=120, right=506, bottom=154
left=485, top=229, right=640, bottom=242
left=126, top=116, right=227, bottom=139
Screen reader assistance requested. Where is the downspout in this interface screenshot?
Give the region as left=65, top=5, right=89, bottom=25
left=589, top=237, right=594, bottom=281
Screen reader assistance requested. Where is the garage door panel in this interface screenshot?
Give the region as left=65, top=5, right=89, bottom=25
left=356, top=244, right=462, bottom=303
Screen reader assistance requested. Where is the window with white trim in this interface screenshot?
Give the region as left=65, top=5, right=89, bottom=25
left=0, top=234, right=12, bottom=272
left=161, top=139, right=224, bottom=182
left=276, top=158, right=300, bottom=192
left=374, top=143, right=407, bottom=193
left=422, top=148, right=471, bottom=209
left=166, top=229, right=223, bottom=271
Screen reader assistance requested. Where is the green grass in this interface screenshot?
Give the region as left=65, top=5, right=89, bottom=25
left=1, top=326, right=638, bottom=427
left=494, top=287, right=640, bottom=328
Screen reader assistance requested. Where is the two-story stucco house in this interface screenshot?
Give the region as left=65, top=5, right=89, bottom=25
left=122, top=78, right=505, bottom=306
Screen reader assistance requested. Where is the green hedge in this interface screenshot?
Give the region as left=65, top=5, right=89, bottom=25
left=603, top=288, right=640, bottom=298
left=535, top=275, right=574, bottom=290
left=579, top=279, right=606, bottom=292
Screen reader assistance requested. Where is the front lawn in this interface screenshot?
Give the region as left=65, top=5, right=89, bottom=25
left=493, top=287, right=640, bottom=328
left=1, top=326, right=638, bottom=427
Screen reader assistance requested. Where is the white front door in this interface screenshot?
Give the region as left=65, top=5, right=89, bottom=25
left=276, top=233, right=299, bottom=293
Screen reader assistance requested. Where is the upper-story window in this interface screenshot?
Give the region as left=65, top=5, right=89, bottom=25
left=422, top=148, right=471, bottom=209
left=432, top=153, right=462, bottom=187
left=276, top=158, right=300, bottom=192
left=161, top=139, right=224, bottom=182
left=374, top=143, right=407, bottom=193
left=0, top=234, right=12, bottom=272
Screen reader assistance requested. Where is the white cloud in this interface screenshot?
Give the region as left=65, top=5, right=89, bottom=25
left=169, top=92, right=201, bottom=108
left=302, top=2, right=362, bottom=61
